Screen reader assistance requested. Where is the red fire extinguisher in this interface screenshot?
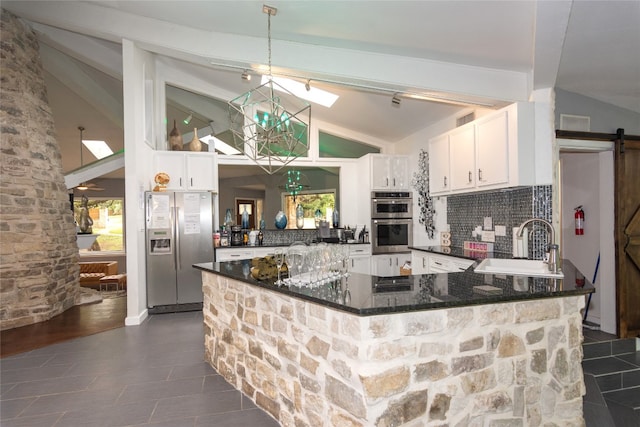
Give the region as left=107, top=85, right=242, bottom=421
left=574, top=206, right=585, bottom=235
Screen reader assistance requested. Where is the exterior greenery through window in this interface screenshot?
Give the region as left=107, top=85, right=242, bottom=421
left=73, top=198, right=125, bottom=252
left=283, top=191, right=336, bottom=229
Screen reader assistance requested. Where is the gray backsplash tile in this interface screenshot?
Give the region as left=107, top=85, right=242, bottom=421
left=447, top=186, right=552, bottom=259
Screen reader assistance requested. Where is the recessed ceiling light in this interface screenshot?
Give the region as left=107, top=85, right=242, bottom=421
left=260, top=75, right=339, bottom=108
left=82, top=140, right=114, bottom=160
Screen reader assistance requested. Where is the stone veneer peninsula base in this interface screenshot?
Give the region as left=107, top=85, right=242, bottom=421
left=202, top=271, right=587, bottom=427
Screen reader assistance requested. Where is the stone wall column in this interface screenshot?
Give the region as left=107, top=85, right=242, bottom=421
left=0, top=9, right=80, bottom=330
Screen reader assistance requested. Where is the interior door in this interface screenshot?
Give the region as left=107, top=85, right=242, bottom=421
left=236, top=199, right=256, bottom=229
left=615, top=132, right=640, bottom=338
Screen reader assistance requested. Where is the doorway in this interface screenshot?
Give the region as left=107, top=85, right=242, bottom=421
left=235, top=198, right=260, bottom=230
left=560, top=150, right=615, bottom=333
left=558, top=130, right=640, bottom=338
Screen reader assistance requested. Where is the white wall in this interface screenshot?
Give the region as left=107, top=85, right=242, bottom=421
left=122, top=40, right=156, bottom=326
left=555, top=89, right=640, bottom=134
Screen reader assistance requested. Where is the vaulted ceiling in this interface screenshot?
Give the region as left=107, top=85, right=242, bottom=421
left=3, top=1, right=639, bottom=180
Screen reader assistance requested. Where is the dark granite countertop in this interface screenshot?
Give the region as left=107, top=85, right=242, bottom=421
left=409, top=245, right=514, bottom=260
left=194, top=259, right=594, bottom=316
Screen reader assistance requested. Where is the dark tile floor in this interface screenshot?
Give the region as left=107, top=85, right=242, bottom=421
left=582, top=328, right=640, bottom=427
left=2, top=308, right=639, bottom=426
left=0, top=311, right=279, bottom=427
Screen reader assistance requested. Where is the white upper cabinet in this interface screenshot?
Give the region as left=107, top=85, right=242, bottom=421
left=154, top=152, right=218, bottom=192
left=476, top=111, right=509, bottom=188
left=428, top=134, right=451, bottom=195
left=369, top=154, right=410, bottom=190
left=427, top=102, right=534, bottom=196
left=449, top=125, right=476, bottom=191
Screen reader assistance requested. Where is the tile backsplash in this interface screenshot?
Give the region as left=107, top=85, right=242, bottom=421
left=447, top=186, right=552, bottom=259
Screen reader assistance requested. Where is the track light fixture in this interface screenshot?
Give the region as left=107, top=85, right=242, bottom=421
left=305, top=80, right=311, bottom=91
left=183, top=112, right=193, bottom=125
left=391, top=94, right=401, bottom=108
left=241, top=70, right=251, bottom=82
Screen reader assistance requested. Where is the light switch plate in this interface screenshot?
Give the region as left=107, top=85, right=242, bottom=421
left=481, top=230, right=496, bottom=242
left=495, top=225, right=506, bottom=237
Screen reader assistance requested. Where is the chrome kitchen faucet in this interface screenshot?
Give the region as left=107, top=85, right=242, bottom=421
left=516, top=218, right=559, bottom=274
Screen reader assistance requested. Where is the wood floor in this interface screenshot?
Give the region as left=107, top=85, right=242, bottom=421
left=0, top=296, right=126, bottom=358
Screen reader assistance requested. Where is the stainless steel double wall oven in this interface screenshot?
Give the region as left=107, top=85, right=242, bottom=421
left=371, top=191, right=413, bottom=254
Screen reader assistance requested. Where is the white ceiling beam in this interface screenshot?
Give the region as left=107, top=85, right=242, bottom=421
left=30, top=22, right=123, bottom=81
left=532, top=0, right=572, bottom=90
left=6, top=0, right=530, bottom=104
left=40, top=43, right=124, bottom=129
left=64, top=151, right=125, bottom=189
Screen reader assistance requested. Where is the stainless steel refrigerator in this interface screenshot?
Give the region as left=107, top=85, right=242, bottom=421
left=145, top=191, right=214, bottom=313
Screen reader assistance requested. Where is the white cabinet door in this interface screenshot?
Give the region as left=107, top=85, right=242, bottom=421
left=154, top=152, right=217, bottom=191
left=372, top=255, right=394, bottom=276
left=449, top=125, right=476, bottom=191
left=253, top=247, right=276, bottom=258
left=476, top=111, right=509, bottom=188
left=350, top=256, right=371, bottom=275
left=185, top=153, right=217, bottom=191
left=369, top=155, right=410, bottom=190
left=411, top=251, right=430, bottom=274
left=155, top=152, right=186, bottom=190
left=349, top=245, right=372, bottom=275
left=372, top=254, right=411, bottom=276
left=428, top=134, right=450, bottom=195
left=216, top=248, right=255, bottom=261
left=371, top=155, right=392, bottom=189
left=389, top=156, right=410, bottom=190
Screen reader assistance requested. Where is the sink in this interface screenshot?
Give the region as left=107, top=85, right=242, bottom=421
left=474, top=258, right=564, bottom=278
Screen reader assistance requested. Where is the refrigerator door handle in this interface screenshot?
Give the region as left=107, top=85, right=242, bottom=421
left=174, top=207, right=181, bottom=270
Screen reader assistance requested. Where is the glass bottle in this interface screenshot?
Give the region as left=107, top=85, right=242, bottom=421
left=296, top=204, right=304, bottom=229
left=332, top=209, right=339, bottom=228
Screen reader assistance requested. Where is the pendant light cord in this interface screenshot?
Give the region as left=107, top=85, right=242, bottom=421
left=78, top=126, right=84, bottom=167
left=267, top=10, right=272, bottom=77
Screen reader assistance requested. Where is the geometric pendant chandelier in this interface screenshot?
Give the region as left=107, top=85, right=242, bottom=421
left=228, top=4, right=311, bottom=175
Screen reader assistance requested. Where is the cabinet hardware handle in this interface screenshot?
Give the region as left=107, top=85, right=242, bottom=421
left=468, top=171, right=472, bottom=183
left=351, top=259, right=354, bottom=268
left=478, top=169, right=483, bottom=181
left=389, top=259, right=392, bottom=266
left=422, top=258, right=426, bottom=268
left=179, top=178, right=183, bottom=186
left=190, top=177, right=193, bottom=186
left=435, top=261, right=443, bottom=266
left=393, top=178, right=396, bottom=187
left=443, top=176, right=447, bottom=187
left=386, top=177, right=389, bottom=187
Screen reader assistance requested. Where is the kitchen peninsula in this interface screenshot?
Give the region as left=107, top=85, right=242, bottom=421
left=195, top=259, right=593, bottom=426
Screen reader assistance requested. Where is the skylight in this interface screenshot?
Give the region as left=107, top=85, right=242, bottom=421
left=199, top=135, right=241, bottom=155
left=82, top=140, right=113, bottom=160
left=261, top=76, right=339, bottom=108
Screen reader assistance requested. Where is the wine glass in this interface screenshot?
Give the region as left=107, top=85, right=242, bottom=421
left=274, top=248, right=284, bottom=286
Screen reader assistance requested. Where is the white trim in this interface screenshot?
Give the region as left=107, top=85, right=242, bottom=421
left=557, top=138, right=614, bottom=152
left=125, top=308, right=148, bottom=326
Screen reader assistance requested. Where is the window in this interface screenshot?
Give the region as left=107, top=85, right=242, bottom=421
left=283, top=190, right=336, bottom=229
left=74, top=198, right=125, bottom=253
left=319, top=131, right=380, bottom=158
